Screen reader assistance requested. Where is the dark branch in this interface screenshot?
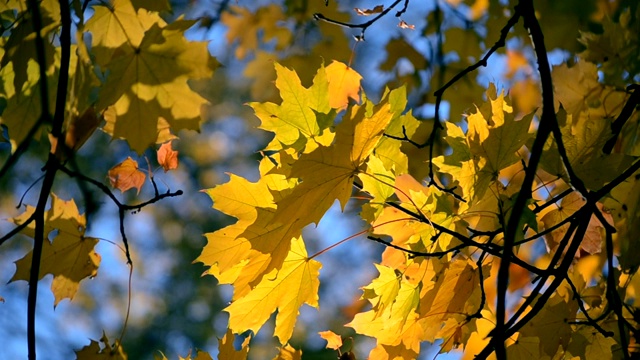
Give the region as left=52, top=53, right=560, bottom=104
left=493, top=1, right=554, bottom=357
left=603, top=84, right=640, bottom=154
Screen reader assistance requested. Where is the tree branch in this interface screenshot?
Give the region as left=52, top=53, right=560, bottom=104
left=493, top=1, right=555, bottom=357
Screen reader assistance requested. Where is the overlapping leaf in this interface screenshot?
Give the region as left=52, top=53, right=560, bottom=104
left=433, top=84, right=533, bottom=203
left=225, top=237, right=320, bottom=344
left=272, top=98, right=394, bottom=226
left=87, top=0, right=218, bottom=152
left=10, top=194, right=101, bottom=305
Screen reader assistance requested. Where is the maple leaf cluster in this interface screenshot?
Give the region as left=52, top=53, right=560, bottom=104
left=1, top=0, right=640, bottom=359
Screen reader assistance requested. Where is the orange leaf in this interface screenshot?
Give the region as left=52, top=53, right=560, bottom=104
left=108, top=157, right=146, bottom=194
left=398, top=20, right=415, bottom=30
left=506, top=50, right=529, bottom=78
left=325, top=61, right=362, bottom=110
left=319, top=330, right=343, bottom=350
left=354, top=5, right=383, bottom=16
left=157, top=141, right=179, bottom=172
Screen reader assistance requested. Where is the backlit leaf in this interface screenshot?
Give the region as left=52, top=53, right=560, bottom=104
left=157, top=141, right=178, bottom=172
left=325, top=61, right=362, bottom=110
left=225, top=237, right=321, bottom=344
left=354, top=5, right=383, bottom=16
left=108, top=157, right=146, bottom=194
left=9, top=195, right=101, bottom=306
left=319, top=330, right=343, bottom=350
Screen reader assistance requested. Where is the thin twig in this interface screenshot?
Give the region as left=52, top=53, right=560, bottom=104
left=367, top=235, right=466, bottom=258
left=564, top=276, right=613, bottom=338
left=313, top=0, right=406, bottom=40
left=57, top=164, right=183, bottom=264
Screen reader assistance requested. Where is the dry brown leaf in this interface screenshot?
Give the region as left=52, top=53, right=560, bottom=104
left=157, top=141, right=179, bottom=172
left=354, top=5, right=383, bottom=16
left=108, top=157, right=146, bottom=194
left=398, top=20, right=415, bottom=30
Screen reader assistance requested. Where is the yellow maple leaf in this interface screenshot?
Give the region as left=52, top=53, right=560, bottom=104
left=373, top=90, right=422, bottom=174
left=349, top=310, right=425, bottom=358
left=250, top=62, right=333, bottom=153
left=362, top=264, right=402, bottom=315
left=325, top=61, right=362, bottom=110
left=541, top=192, right=614, bottom=258
left=422, top=259, right=480, bottom=319
left=85, top=0, right=165, bottom=66
left=10, top=196, right=100, bottom=306
left=272, top=100, right=394, bottom=226
left=225, top=237, right=321, bottom=344
left=196, top=173, right=299, bottom=297
left=222, top=5, right=291, bottom=60
left=369, top=342, right=419, bottom=360
left=519, top=293, right=578, bottom=357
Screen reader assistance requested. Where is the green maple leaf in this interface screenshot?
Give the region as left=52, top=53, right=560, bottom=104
left=250, top=62, right=334, bottom=153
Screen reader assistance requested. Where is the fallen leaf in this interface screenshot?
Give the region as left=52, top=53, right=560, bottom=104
left=157, top=141, right=178, bottom=172
left=108, top=157, right=146, bottom=194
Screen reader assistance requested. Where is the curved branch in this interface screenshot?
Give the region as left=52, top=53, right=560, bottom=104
left=57, top=164, right=183, bottom=264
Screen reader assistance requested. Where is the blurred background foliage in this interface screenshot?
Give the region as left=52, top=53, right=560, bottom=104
left=0, top=0, right=637, bottom=358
